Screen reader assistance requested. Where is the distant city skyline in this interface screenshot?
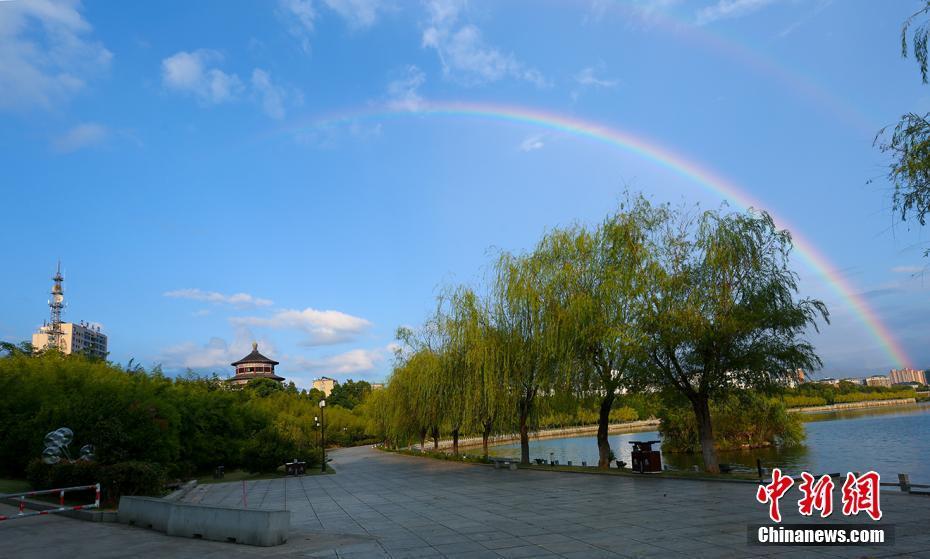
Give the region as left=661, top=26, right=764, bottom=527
left=3, top=1, right=930, bottom=388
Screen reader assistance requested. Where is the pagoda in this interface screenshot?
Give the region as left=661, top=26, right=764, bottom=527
left=228, top=342, right=284, bottom=387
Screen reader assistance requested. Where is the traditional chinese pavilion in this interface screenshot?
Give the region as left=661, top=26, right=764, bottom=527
left=228, top=342, right=285, bottom=387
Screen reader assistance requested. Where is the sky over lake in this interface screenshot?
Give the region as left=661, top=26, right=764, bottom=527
left=2, top=0, right=929, bottom=386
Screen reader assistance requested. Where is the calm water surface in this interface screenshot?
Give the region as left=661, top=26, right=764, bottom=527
left=488, top=402, right=930, bottom=482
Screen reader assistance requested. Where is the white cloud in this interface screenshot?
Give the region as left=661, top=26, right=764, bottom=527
left=161, top=53, right=300, bottom=118
left=164, top=288, right=274, bottom=308
left=386, top=65, right=426, bottom=111
left=278, top=0, right=317, bottom=54
left=0, top=0, right=112, bottom=111
left=695, top=0, right=779, bottom=26
left=277, top=0, right=383, bottom=54
left=159, top=329, right=276, bottom=370
left=161, top=50, right=243, bottom=104
left=322, top=0, right=385, bottom=29
left=251, top=68, right=293, bottom=119
left=421, top=0, right=546, bottom=86
left=231, top=307, right=372, bottom=346
left=52, top=122, right=108, bottom=153
left=520, top=134, right=545, bottom=152
left=575, top=66, right=619, bottom=89
left=290, top=346, right=387, bottom=375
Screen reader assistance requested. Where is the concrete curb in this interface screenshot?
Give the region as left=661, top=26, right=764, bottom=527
left=118, top=496, right=290, bottom=546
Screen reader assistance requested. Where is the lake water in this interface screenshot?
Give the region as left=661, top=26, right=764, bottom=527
left=487, top=402, right=930, bottom=482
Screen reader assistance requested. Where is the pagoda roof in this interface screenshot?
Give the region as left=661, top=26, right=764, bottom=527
left=231, top=342, right=280, bottom=366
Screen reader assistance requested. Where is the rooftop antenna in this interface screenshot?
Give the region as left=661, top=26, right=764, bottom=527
left=47, top=260, right=65, bottom=351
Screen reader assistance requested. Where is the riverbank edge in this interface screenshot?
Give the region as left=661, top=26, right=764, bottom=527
left=419, top=419, right=660, bottom=451
left=423, top=398, right=921, bottom=450
left=789, top=397, right=917, bottom=414
left=380, top=446, right=783, bottom=486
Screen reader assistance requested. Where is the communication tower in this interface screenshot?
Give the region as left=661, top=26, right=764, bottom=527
left=46, top=261, right=65, bottom=351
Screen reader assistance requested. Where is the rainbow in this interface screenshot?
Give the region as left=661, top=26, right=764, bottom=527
left=605, top=3, right=877, bottom=134
left=281, top=101, right=910, bottom=368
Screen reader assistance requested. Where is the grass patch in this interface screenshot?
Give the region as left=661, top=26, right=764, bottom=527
left=0, top=478, right=30, bottom=495
left=196, top=466, right=335, bottom=485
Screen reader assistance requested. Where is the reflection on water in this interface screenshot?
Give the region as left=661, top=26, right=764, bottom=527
left=488, top=402, right=930, bottom=481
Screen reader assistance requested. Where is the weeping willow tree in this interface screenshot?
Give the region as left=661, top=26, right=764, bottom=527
left=392, top=326, right=445, bottom=450
left=493, top=245, right=569, bottom=465
left=874, top=3, right=930, bottom=236
left=434, top=287, right=478, bottom=456
left=545, top=196, right=667, bottom=468
left=458, top=289, right=513, bottom=459
left=645, top=207, right=828, bottom=473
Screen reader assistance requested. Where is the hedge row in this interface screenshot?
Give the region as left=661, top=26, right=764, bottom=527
left=25, top=460, right=167, bottom=504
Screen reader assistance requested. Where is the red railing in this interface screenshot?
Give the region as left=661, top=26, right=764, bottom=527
left=0, top=483, right=100, bottom=521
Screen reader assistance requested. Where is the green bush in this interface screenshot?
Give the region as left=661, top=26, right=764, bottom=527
left=25, top=459, right=166, bottom=503
left=782, top=395, right=827, bottom=408
left=101, top=461, right=167, bottom=500
left=608, top=406, right=639, bottom=423
left=659, top=393, right=804, bottom=453
left=834, top=390, right=915, bottom=403
left=240, top=427, right=299, bottom=473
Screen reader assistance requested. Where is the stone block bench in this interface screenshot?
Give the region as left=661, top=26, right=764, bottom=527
left=489, top=458, right=518, bottom=470
left=118, top=496, right=289, bottom=547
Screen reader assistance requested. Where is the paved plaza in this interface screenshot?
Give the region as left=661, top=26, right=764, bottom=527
left=2, top=445, right=929, bottom=558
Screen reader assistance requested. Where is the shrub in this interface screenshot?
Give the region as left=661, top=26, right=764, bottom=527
left=101, top=461, right=167, bottom=500
left=659, top=393, right=804, bottom=453
left=608, top=406, right=639, bottom=423
left=834, top=390, right=915, bottom=403
left=782, top=395, right=827, bottom=408
left=25, top=459, right=166, bottom=504
left=240, top=427, right=299, bottom=473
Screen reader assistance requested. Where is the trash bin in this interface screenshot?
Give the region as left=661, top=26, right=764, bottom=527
left=629, top=440, right=662, bottom=473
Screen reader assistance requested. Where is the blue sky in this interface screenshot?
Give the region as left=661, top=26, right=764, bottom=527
left=2, top=0, right=929, bottom=387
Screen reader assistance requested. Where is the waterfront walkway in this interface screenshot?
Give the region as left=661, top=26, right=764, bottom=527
left=2, top=445, right=929, bottom=558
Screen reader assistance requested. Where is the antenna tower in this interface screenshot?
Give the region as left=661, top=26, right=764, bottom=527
left=47, top=261, right=65, bottom=351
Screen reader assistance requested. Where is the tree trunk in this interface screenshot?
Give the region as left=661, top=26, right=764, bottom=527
left=691, top=395, right=719, bottom=473
left=431, top=426, right=439, bottom=450
left=482, top=421, right=492, bottom=459
left=419, top=428, right=427, bottom=451
left=597, top=391, right=616, bottom=469
left=518, top=387, right=535, bottom=465
left=452, top=429, right=460, bottom=456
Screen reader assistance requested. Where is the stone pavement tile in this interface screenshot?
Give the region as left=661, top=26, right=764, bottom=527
left=559, top=550, right=628, bottom=559
left=479, top=537, right=533, bottom=550
left=421, top=533, right=474, bottom=546
left=645, top=537, right=721, bottom=554
left=379, top=537, right=431, bottom=551
left=432, top=541, right=492, bottom=555
left=336, top=551, right=391, bottom=558
left=443, top=550, right=506, bottom=559
left=541, top=540, right=607, bottom=554
left=520, top=532, right=576, bottom=545
left=466, top=531, right=515, bottom=543
left=388, top=547, right=446, bottom=558
left=494, top=544, right=559, bottom=558
left=674, top=545, right=763, bottom=558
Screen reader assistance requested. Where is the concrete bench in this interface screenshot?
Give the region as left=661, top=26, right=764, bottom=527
left=489, top=458, right=518, bottom=471
left=118, top=496, right=289, bottom=547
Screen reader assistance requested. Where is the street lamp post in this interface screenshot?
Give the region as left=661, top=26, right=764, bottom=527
left=319, top=399, right=326, bottom=473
